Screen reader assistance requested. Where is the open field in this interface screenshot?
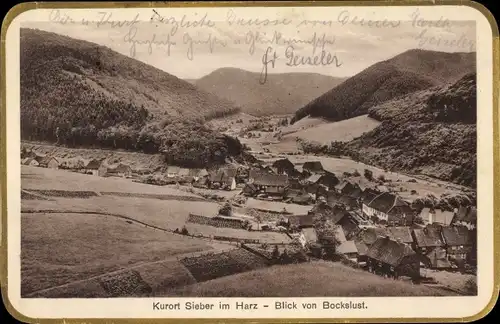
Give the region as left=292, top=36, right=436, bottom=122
left=21, top=166, right=201, bottom=197
left=423, top=269, right=477, bottom=295
left=283, top=115, right=382, bottom=144
left=21, top=212, right=213, bottom=296
left=280, top=116, right=329, bottom=135
left=22, top=195, right=221, bottom=230
left=167, top=261, right=458, bottom=297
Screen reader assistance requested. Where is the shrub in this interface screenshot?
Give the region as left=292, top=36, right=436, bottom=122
left=364, top=169, right=373, bottom=181
left=352, top=169, right=361, bottom=177
left=377, top=174, right=386, bottom=181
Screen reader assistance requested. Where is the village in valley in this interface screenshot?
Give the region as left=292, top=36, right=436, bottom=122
left=21, top=124, right=477, bottom=296
left=18, top=18, right=478, bottom=298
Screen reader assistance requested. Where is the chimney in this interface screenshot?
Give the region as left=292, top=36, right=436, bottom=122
left=429, top=211, right=433, bottom=224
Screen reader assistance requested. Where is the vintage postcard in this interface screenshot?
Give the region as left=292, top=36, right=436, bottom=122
left=1, top=1, right=498, bottom=322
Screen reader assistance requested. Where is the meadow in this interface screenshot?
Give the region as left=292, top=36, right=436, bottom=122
left=21, top=212, right=213, bottom=296
left=167, top=261, right=458, bottom=297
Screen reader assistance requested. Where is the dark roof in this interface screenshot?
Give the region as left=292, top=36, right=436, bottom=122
left=413, top=226, right=444, bottom=247
left=243, top=183, right=257, bottom=192
left=357, top=227, right=388, bottom=245
left=272, top=158, right=294, bottom=169
left=386, top=227, right=413, bottom=244
left=367, top=192, right=412, bottom=215
left=426, top=247, right=452, bottom=268
left=365, top=237, right=416, bottom=267
left=210, top=170, right=235, bottom=183
left=311, top=203, right=349, bottom=224
left=287, top=214, right=314, bottom=227
left=361, top=188, right=380, bottom=204
left=253, top=173, right=289, bottom=187
left=454, top=206, right=477, bottom=224
left=317, top=224, right=347, bottom=243
left=303, top=161, right=324, bottom=172
left=85, top=159, right=102, bottom=170
left=39, top=156, right=59, bottom=165
left=334, top=180, right=362, bottom=197
left=441, top=226, right=471, bottom=246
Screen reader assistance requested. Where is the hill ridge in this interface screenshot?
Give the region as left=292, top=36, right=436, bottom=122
left=292, top=49, right=476, bottom=123
left=193, top=67, right=347, bottom=117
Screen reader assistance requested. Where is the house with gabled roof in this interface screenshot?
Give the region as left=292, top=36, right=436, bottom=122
left=360, top=187, right=380, bottom=205
left=285, top=189, right=314, bottom=205
left=83, top=158, right=103, bottom=175
left=251, top=172, right=289, bottom=195
left=208, top=170, right=237, bottom=191
left=166, top=166, right=181, bottom=178
left=337, top=240, right=359, bottom=259
left=354, top=240, right=369, bottom=262
left=272, top=158, right=296, bottom=175
left=39, top=156, right=60, bottom=169
left=365, top=236, right=420, bottom=279
left=452, top=206, right=477, bottom=230
left=411, top=224, right=451, bottom=269
left=287, top=214, right=314, bottom=229
left=420, top=207, right=455, bottom=226
left=362, top=192, right=414, bottom=226
left=441, top=225, right=472, bottom=261
left=311, top=203, right=360, bottom=239
left=302, top=161, right=324, bottom=174
left=22, top=157, right=39, bottom=167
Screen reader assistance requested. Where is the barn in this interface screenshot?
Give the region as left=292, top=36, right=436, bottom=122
left=365, top=236, right=420, bottom=279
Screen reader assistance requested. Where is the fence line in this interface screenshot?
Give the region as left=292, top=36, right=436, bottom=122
left=22, top=209, right=293, bottom=246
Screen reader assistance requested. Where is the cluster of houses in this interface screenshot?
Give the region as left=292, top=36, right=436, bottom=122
left=289, top=202, right=477, bottom=280
left=21, top=149, right=137, bottom=178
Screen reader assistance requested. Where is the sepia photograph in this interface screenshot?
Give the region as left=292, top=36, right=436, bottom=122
left=2, top=2, right=497, bottom=321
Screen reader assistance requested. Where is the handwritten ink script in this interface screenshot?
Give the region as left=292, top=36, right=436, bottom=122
left=47, top=8, right=475, bottom=82
left=260, top=46, right=342, bottom=84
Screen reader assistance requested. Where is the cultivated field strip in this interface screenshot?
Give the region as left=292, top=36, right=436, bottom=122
left=180, top=248, right=270, bottom=283
left=25, top=248, right=229, bottom=298
left=22, top=188, right=207, bottom=202
left=187, top=214, right=243, bottom=229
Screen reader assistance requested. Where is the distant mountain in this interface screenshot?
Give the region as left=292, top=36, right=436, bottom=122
left=313, top=73, right=477, bottom=187
left=20, top=28, right=243, bottom=168
left=292, top=49, right=476, bottom=123
left=193, top=68, right=347, bottom=116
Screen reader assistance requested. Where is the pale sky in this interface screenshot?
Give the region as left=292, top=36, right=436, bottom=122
left=21, top=7, right=476, bottom=79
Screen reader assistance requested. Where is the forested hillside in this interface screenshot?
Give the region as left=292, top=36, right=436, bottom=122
left=301, top=73, right=477, bottom=187
left=292, top=49, right=475, bottom=123
left=20, top=28, right=243, bottom=167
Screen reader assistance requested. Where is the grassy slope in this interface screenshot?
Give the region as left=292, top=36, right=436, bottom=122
left=21, top=28, right=240, bottom=119
left=194, top=67, right=346, bottom=116
left=284, top=114, right=382, bottom=144
left=293, top=49, right=475, bottom=123
left=168, top=261, right=457, bottom=297
left=21, top=213, right=212, bottom=295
